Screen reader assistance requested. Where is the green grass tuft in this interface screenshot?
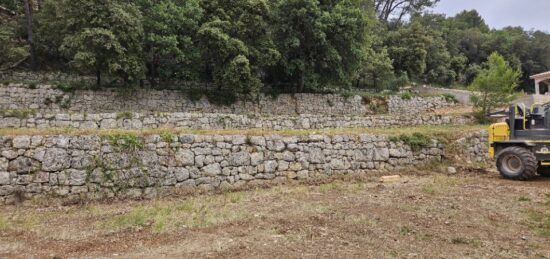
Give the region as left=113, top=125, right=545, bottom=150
left=390, top=132, right=433, bottom=151
left=0, top=108, right=36, bottom=119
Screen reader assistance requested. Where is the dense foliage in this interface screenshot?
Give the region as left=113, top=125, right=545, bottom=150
left=1, top=0, right=549, bottom=95
left=469, top=52, right=520, bottom=122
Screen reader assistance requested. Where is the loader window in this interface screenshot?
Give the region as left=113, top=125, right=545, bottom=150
left=541, top=84, right=549, bottom=95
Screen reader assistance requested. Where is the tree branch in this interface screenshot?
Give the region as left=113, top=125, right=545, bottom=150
left=0, top=5, right=16, bottom=16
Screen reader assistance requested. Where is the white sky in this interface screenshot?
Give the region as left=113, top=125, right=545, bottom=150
left=431, top=0, right=550, bottom=32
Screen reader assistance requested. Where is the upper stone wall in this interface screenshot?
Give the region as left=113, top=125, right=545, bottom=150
left=0, top=84, right=457, bottom=116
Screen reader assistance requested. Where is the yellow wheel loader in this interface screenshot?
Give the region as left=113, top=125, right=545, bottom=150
left=489, top=103, right=550, bottom=180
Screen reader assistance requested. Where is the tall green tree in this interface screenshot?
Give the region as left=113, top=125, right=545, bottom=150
left=41, top=0, right=144, bottom=86
left=385, top=21, right=431, bottom=80
left=138, top=0, right=203, bottom=86
left=198, top=0, right=279, bottom=97
left=272, top=0, right=371, bottom=92
left=0, top=19, right=28, bottom=70
left=469, top=52, right=520, bottom=122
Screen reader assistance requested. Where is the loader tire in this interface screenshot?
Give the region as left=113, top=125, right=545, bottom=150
left=496, top=147, right=537, bottom=181
left=537, top=167, right=550, bottom=177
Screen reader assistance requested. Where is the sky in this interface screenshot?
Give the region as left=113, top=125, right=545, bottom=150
left=431, top=0, right=550, bottom=32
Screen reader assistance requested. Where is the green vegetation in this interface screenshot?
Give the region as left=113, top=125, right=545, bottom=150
left=115, top=112, right=133, bottom=120
left=526, top=209, right=550, bottom=237
left=441, top=93, right=458, bottom=104
left=469, top=52, right=520, bottom=123
left=1, top=0, right=546, bottom=97
left=390, top=132, right=432, bottom=151
left=104, top=195, right=250, bottom=233
left=102, top=133, right=144, bottom=152
left=159, top=131, right=175, bottom=143
left=0, top=108, right=36, bottom=119
left=451, top=237, right=482, bottom=248
left=0, top=124, right=486, bottom=140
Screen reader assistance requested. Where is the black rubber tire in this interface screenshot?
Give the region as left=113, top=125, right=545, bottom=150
left=496, top=146, right=537, bottom=180
left=537, top=167, right=550, bottom=177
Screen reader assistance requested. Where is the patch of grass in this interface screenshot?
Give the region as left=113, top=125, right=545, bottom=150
left=102, top=133, right=144, bottom=152
left=60, top=97, right=71, bottom=109
left=116, top=112, right=133, bottom=120
left=400, top=92, right=414, bottom=100
left=0, top=124, right=487, bottom=138
left=390, top=132, right=432, bottom=151
left=451, top=237, right=482, bottom=248
left=518, top=196, right=532, bottom=202
left=159, top=132, right=175, bottom=143
left=319, top=182, right=345, bottom=193
left=526, top=209, right=550, bottom=237
left=27, top=82, right=38, bottom=89
left=0, top=108, right=36, bottom=119
left=0, top=216, right=9, bottom=231
left=399, top=225, right=414, bottom=236
left=104, top=198, right=250, bottom=233
left=421, top=175, right=464, bottom=195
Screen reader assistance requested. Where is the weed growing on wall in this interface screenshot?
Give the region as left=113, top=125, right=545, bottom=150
left=441, top=93, right=458, bottom=103
left=390, top=133, right=432, bottom=151
left=102, top=133, right=144, bottom=152
left=160, top=132, right=175, bottom=143
left=116, top=112, right=133, bottom=120
left=0, top=108, right=36, bottom=119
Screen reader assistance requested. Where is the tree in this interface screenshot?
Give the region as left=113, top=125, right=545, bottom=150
left=469, top=52, right=520, bottom=122
left=22, top=0, right=35, bottom=69
left=0, top=19, right=28, bottom=70
left=359, top=48, right=394, bottom=89
left=374, top=0, right=439, bottom=23
left=385, top=21, right=431, bottom=79
left=450, top=10, right=489, bottom=32
left=45, top=0, right=145, bottom=86
left=198, top=0, right=279, bottom=98
left=272, top=0, right=371, bottom=92
left=138, top=0, right=203, bottom=86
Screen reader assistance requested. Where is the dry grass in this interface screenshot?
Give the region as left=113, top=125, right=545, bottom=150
left=0, top=124, right=486, bottom=139
left=104, top=192, right=251, bottom=233
left=1, top=173, right=549, bottom=258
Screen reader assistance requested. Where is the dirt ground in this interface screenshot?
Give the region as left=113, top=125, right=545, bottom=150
left=0, top=169, right=549, bottom=259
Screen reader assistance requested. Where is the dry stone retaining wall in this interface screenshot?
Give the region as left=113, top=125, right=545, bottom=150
left=0, top=85, right=457, bottom=116
left=455, top=130, right=489, bottom=162
left=0, top=133, right=448, bottom=204
left=0, top=112, right=475, bottom=130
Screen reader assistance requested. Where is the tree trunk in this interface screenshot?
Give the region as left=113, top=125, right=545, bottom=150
left=96, top=69, right=101, bottom=87
left=298, top=70, right=305, bottom=93
left=22, top=0, right=36, bottom=70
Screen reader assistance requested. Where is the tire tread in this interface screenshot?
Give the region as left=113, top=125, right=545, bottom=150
left=496, top=146, right=537, bottom=180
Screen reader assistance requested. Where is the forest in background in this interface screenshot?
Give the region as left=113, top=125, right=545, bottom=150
left=1, top=0, right=549, bottom=97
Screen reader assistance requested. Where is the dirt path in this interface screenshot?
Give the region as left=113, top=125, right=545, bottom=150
left=1, top=171, right=549, bottom=258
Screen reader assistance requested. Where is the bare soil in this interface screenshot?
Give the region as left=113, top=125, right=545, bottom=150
left=1, top=170, right=549, bottom=259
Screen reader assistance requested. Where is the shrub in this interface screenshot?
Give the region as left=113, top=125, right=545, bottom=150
left=441, top=93, right=458, bottom=103
left=116, top=112, right=133, bottom=120
left=102, top=134, right=143, bottom=152
left=0, top=109, right=36, bottom=119
left=390, top=133, right=432, bottom=151
left=400, top=92, right=413, bottom=100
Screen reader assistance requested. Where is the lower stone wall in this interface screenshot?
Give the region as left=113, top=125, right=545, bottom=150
left=0, top=112, right=475, bottom=130
left=454, top=130, right=489, bottom=163
left=0, top=133, right=446, bottom=204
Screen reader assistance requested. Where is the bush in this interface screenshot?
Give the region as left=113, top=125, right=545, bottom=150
left=400, top=92, right=413, bottom=100
left=390, top=133, right=432, bottom=151
left=441, top=93, right=458, bottom=103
